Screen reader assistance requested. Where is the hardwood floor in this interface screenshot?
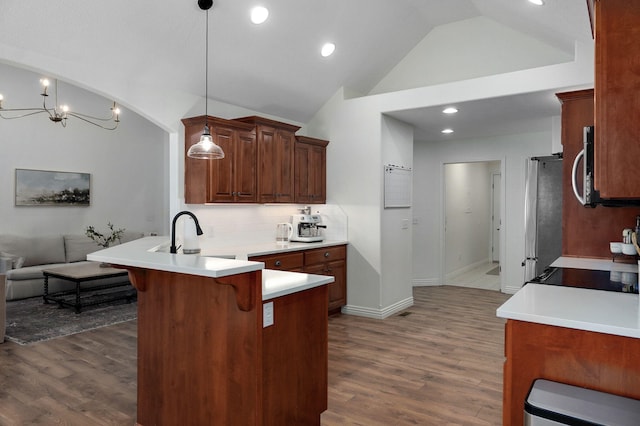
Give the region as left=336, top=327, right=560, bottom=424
left=0, top=286, right=510, bottom=425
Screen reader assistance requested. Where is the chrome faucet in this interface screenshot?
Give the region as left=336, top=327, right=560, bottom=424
left=170, top=211, right=204, bottom=254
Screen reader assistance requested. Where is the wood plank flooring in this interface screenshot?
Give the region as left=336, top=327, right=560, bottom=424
left=0, top=286, right=510, bottom=425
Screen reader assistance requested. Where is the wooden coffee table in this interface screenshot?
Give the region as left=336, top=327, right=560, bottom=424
left=42, top=262, right=135, bottom=313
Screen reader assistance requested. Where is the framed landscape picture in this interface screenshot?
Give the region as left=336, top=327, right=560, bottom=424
left=15, top=169, right=91, bottom=206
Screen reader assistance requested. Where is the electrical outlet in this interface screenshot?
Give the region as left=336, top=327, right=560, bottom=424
left=263, top=302, right=274, bottom=328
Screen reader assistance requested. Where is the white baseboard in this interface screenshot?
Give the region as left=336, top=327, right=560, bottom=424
left=503, top=284, right=521, bottom=294
left=446, top=258, right=492, bottom=281
left=412, top=278, right=439, bottom=287
left=341, top=296, right=414, bottom=319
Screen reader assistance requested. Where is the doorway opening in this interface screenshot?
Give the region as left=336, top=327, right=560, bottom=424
left=444, top=161, right=501, bottom=291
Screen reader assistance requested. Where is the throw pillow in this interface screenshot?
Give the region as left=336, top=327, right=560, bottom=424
left=0, top=251, right=25, bottom=271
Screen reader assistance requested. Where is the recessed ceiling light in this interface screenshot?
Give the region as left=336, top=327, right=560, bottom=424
left=528, top=0, right=544, bottom=5
left=442, top=129, right=454, bottom=134
left=442, top=107, right=458, bottom=114
left=321, top=42, right=336, bottom=57
left=250, top=6, right=269, bottom=24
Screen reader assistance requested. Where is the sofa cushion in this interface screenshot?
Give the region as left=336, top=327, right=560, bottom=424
left=6, top=263, right=70, bottom=280
left=0, top=235, right=66, bottom=267
left=64, top=235, right=103, bottom=263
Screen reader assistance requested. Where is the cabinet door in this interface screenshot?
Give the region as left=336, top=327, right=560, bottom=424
left=308, top=144, right=326, bottom=204
left=234, top=129, right=257, bottom=202
left=275, top=129, right=296, bottom=203
left=305, top=260, right=346, bottom=314
left=304, top=245, right=347, bottom=314
left=295, top=137, right=328, bottom=204
left=257, top=126, right=295, bottom=203
left=594, top=0, right=640, bottom=198
left=294, top=142, right=312, bottom=203
left=208, top=126, right=237, bottom=202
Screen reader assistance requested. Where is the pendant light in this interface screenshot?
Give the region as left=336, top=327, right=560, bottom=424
left=187, top=0, right=225, bottom=159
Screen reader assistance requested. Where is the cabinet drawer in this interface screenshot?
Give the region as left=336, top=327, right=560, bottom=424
left=250, top=252, right=304, bottom=270
left=304, top=245, right=346, bottom=266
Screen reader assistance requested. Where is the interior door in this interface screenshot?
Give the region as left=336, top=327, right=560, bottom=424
left=491, top=172, right=501, bottom=262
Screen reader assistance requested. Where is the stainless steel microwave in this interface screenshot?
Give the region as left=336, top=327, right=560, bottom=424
left=571, top=126, right=640, bottom=207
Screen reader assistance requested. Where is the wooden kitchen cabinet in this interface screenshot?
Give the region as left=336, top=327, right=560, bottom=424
left=182, top=115, right=257, bottom=204
left=557, top=89, right=640, bottom=259
left=184, top=115, right=330, bottom=205
left=236, top=116, right=301, bottom=203
left=250, top=251, right=303, bottom=272
left=503, top=319, right=640, bottom=425
left=303, top=245, right=346, bottom=315
left=295, top=136, right=328, bottom=204
left=124, top=266, right=328, bottom=425
left=250, top=244, right=347, bottom=315
left=593, top=0, right=640, bottom=198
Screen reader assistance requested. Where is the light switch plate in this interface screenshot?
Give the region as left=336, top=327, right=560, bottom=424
left=263, top=302, right=274, bottom=328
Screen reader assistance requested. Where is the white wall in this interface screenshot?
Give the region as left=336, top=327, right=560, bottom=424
left=369, top=16, right=573, bottom=95
left=0, top=63, right=169, bottom=237
left=444, top=161, right=498, bottom=276
left=413, top=132, right=553, bottom=294
left=380, top=115, right=414, bottom=314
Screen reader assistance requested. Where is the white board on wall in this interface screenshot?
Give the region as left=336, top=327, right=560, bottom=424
left=384, top=165, right=412, bottom=208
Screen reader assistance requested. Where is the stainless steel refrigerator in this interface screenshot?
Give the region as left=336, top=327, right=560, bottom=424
left=524, top=155, right=563, bottom=281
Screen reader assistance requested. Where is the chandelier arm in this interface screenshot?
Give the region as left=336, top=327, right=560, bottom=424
left=66, top=112, right=118, bottom=130
left=68, top=110, right=118, bottom=122
left=0, top=109, right=49, bottom=119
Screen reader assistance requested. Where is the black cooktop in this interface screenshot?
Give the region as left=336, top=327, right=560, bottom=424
left=528, top=267, right=639, bottom=294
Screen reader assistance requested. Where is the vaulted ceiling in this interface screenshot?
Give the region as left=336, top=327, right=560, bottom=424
left=1, top=0, right=593, bottom=139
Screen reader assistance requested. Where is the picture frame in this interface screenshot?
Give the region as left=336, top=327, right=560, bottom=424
left=15, top=168, right=91, bottom=206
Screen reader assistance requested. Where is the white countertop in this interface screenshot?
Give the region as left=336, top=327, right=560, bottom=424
left=149, top=237, right=349, bottom=260
left=87, top=236, right=338, bottom=300
left=262, top=269, right=333, bottom=300
left=497, top=283, right=640, bottom=338
left=551, top=256, right=639, bottom=273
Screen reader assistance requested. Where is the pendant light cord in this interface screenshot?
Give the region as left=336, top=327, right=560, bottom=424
left=205, top=8, right=209, bottom=118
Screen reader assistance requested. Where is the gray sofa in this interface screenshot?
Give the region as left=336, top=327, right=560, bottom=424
left=0, top=232, right=143, bottom=301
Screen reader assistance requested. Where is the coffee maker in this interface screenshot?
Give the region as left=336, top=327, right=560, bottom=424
left=290, top=213, right=326, bottom=242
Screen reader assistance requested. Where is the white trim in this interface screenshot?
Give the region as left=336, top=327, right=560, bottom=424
left=445, top=258, right=491, bottom=281
left=503, top=284, right=521, bottom=295
left=341, top=296, right=414, bottom=319
left=412, top=278, right=439, bottom=287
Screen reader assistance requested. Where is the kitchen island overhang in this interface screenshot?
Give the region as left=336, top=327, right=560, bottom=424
left=88, top=236, right=333, bottom=426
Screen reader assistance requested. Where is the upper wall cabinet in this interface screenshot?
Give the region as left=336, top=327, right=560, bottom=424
left=295, top=136, right=329, bottom=204
left=183, top=115, right=329, bottom=205
left=235, top=116, right=301, bottom=203
left=182, top=115, right=257, bottom=204
left=594, top=0, right=640, bottom=198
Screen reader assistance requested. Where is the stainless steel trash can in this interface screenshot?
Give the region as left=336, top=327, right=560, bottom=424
left=524, top=379, right=640, bottom=425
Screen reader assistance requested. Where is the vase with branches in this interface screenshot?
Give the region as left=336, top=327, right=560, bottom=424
left=85, top=222, right=126, bottom=248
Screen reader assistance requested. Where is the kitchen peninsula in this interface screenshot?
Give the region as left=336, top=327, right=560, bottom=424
left=497, top=277, right=640, bottom=425
left=88, top=236, right=335, bottom=426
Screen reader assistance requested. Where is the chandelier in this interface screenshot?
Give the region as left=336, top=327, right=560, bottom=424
left=0, top=78, right=120, bottom=130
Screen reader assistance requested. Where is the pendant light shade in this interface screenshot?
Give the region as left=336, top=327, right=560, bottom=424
left=187, top=0, right=225, bottom=160
left=187, top=125, right=225, bottom=159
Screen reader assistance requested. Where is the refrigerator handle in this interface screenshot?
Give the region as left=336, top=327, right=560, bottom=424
left=571, top=148, right=586, bottom=205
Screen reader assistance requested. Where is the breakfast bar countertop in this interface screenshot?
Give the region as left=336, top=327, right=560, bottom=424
left=497, top=283, right=640, bottom=339
left=87, top=236, right=336, bottom=300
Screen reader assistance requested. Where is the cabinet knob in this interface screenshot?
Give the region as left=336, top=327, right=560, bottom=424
left=324, top=252, right=330, bottom=258
left=274, top=260, right=282, bottom=267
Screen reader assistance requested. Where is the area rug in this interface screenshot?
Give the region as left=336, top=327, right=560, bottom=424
left=4, top=292, right=137, bottom=345
left=486, top=266, right=500, bottom=276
